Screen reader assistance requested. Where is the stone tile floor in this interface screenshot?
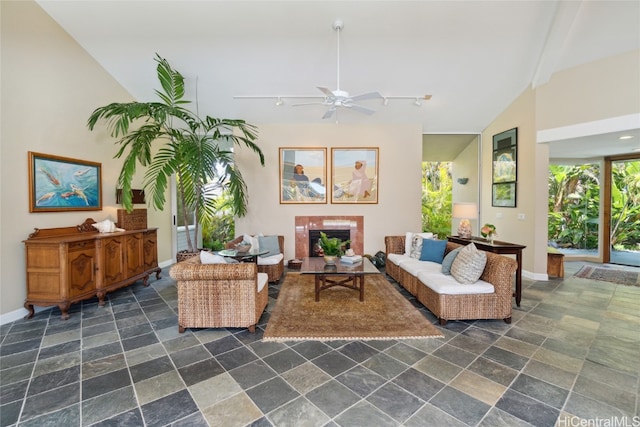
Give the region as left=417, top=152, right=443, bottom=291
left=1, top=262, right=638, bottom=426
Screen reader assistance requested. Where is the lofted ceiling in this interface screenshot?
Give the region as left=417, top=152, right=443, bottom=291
left=36, top=0, right=640, bottom=158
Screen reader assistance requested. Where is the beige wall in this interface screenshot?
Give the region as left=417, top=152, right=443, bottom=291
left=536, top=50, right=640, bottom=130
left=234, top=123, right=424, bottom=261
left=481, top=88, right=544, bottom=276
left=0, top=1, right=172, bottom=320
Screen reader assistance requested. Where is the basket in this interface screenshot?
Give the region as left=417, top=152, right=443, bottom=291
left=116, top=209, right=147, bottom=230
left=287, top=259, right=303, bottom=271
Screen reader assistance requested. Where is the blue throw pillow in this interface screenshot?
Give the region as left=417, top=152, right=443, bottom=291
left=258, top=235, right=280, bottom=257
left=419, top=239, right=447, bottom=263
left=441, top=247, right=462, bottom=275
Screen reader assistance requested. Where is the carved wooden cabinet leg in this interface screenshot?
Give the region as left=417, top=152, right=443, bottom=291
left=143, top=274, right=150, bottom=287
left=154, top=268, right=162, bottom=280
left=24, top=302, right=35, bottom=319
left=97, top=292, right=106, bottom=306
left=58, top=303, right=71, bottom=320
left=179, top=325, right=186, bottom=333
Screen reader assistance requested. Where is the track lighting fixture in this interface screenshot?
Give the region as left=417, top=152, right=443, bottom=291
left=275, top=97, right=284, bottom=106
left=379, top=95, right=432, bottom=106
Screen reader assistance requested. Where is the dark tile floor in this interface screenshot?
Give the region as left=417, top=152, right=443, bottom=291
left=1, top=262, right=639, bottom=427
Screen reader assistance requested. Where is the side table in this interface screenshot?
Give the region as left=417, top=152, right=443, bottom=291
left=447, top=236, right=526, bottom=307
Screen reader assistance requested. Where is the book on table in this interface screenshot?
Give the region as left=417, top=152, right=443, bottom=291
left=340, top=255, right=363, bottom=264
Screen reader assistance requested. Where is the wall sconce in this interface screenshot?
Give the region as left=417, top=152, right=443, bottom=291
left=452, top=202, right=478, bottom=239
left=457, top=178, right=469, bottom=185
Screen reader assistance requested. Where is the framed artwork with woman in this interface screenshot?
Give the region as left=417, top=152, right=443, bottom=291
left=331, top=147, right=379, bottom=204
left=279, top=147, right=327, bottom=204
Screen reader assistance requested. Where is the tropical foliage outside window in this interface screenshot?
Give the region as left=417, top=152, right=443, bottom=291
left=422, top=162, right=452, bottom=238
left=548, top=162, right=640, bottom=251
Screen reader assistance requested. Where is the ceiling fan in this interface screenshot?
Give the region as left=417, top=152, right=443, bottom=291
left=293, top=20, right=383, bottom=119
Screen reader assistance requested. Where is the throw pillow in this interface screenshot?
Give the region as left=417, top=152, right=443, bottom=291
left=419, top=239, right=447, bottom=263
left=258, top=235, right=280, bottom=257
left=405, top=232, right=434, bottom=255
left=200, top=251, right=227, bottom=264
left=441, top=247, right=462, bottom=275
left=242, top=233, right=260, bottom=251
left=450, top=243, right=487, bottom=284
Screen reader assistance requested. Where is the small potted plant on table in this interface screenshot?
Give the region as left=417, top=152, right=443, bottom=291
left=317, top=232, right=350, bottom=265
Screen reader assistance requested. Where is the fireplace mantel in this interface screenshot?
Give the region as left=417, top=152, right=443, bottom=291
left=295, top=216, right=364, bottom=258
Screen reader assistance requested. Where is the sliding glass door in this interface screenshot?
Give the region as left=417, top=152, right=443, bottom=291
left=606, top=154, right=640, bottom=267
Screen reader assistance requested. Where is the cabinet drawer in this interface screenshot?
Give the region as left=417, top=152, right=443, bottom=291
left=68, top=240, right=94, bottom=251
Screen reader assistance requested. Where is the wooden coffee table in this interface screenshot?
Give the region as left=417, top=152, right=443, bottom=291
left=300, top=257, right=380, bottom=302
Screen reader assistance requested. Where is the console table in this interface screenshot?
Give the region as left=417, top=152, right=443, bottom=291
left=447, top=235, right=526, bottom=307
left=24, top=219, right=161, bottom=319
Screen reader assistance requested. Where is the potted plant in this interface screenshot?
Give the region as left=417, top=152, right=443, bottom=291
left=88, top=54, right=264, bottom=258
left=317, top=231, right=351, bottom=265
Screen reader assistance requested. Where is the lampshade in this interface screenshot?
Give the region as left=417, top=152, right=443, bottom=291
left=452, top=202, right=478, bottom=239
left=452, top=202, right=478, bottom=219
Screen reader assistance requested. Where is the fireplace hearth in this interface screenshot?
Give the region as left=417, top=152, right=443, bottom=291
left=295, top=216, right=363, bottom=259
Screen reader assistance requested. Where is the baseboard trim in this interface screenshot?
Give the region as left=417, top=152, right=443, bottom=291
left=523, top=270, right=548, bottom=281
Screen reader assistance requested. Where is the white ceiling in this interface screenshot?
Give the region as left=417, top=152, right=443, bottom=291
left=36, top=0, right=640, bottom=158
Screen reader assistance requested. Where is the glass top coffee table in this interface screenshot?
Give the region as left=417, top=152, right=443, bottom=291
left=217, top=248, right=268, bottom=263
left=300, top=257, right=380, bottom=302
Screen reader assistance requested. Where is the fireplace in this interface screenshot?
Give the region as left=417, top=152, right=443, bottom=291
left=308, top=229, right=351, bottom=257
left=295, top=216, right=363, bottom=258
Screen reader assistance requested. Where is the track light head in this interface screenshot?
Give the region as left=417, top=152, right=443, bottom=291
left=414, top=97, right=422, bottom=106
left=275, top=97, right=284, bottom=106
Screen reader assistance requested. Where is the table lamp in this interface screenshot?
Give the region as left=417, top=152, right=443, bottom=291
left=452, top=202, right=478, bottom=239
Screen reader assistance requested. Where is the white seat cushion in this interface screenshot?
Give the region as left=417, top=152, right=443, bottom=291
left=257, top=253, right=283, bottom=266
left=257, top=272, right=268, bottom=292
left=397, top=258, right=441, bottom=277
left=417, top=271, right=494, bottom=295
left=387, top=253, right=410, bottom=266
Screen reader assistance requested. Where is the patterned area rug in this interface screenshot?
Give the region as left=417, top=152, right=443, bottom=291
left=264, top=273, right=444, bottom=342
left=574, top=265, right=640, bottom=287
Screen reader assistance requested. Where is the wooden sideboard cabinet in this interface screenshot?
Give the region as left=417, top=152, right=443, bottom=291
left=24, top=219, right=161, bottom=319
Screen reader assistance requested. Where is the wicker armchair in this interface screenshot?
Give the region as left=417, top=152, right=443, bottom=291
left=225, top=235, right=285, bottom=283
left=385, top=236, right=517, bottom=324
left=169, top=255, right=269, bottom=333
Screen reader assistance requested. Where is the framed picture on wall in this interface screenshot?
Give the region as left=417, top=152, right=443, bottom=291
left=331, top=147, right=379, bottom=204
left=492, top=127, right=517, bottom=206
left=279, top=147, right=327, bottom=204
left=28, top=151, right=102, bottom=212
left=492, top=182, right=516, bottom=208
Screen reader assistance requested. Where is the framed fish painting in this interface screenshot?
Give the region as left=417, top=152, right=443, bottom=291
left=28, top=152, right=102, bottom=212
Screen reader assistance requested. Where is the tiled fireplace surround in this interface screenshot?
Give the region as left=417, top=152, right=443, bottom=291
left=294, top=216, right=363, bottom=259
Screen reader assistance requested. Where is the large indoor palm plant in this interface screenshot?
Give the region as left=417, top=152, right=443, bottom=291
left=88, top=54, right=264, bottom=254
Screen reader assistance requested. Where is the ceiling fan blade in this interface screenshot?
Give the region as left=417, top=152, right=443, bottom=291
left=349, top=91, right=383, bottom=102
left=347, top=104, right=376, bottom=115
left=322, top=107, right=337, bottom=119
left=317, top=87, right=335, bottom=97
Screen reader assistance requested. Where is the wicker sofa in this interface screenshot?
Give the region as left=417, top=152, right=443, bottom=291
left=225, top=235, right=285, bottom=283
left=169, top=255, right=269, bottom=333
left=385, top=235, right=517, bottom=325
